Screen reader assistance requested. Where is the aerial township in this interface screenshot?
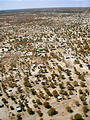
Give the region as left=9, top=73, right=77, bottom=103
left=0, top=8, right=90, bottom=120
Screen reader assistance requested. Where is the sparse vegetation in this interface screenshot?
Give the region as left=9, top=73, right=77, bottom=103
left=0, top=7, right=89, bottom=120
left=43, top=101, right=51, bottom=109
left=66, top=106, right=73, bottom=113
left=47, top=107, right=57, bottom=116
left=74, top=113, right=83, bottom=120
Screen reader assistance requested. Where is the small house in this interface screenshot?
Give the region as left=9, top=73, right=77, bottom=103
left=8, top=88, right=12, bottom=92
left=57, top=96, right=62, bottom=100
left=0, top=102, right=4, bottom=108
left=16, top=107, right=22, bottom=112
left=66, top=56, right=70, bottom=59
left=86, top=64, right=90, bottom=66
left=38, top=48, right=44, bottom=51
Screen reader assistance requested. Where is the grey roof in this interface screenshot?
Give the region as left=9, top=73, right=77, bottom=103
left=86, top=64, right=90, bottom=66
left=16, top=107, right=22, bottom=112
left=0, top=102, right=3, bottom=107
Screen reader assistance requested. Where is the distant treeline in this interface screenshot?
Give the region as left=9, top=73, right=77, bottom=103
left=0, top=7, right=90, bottom=15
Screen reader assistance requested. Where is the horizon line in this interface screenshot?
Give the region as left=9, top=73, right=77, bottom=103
left=0, top=6, right=90, bottom=11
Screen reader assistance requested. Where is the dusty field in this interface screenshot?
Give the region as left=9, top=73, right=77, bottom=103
left=0, top=8, right=90, bottom=120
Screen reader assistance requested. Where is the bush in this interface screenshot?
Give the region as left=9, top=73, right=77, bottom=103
left=83, top=101, right=87, bottom=105
left=80, top=82, right=86, bottom=87
left=17, top=86, right=23, bottom=93
left=17, top=114, right=22, bottom=120
left=79, top=64, right=83, bottom=68
left=24, top=80, right=32, bottom=88
left=43, top=101, right=51, bottom=109
left=27, top=107, right=35, bottom=115
left=69, top=90, right=73, bottom=95
left=79, top=89, right=83, bottom=94
left=52, top=90, right=59, bottom=98
left=36, top=99, right=42, bottom=105
left=66, top=70, right=71, bottom=76
left=74, top=113, right=83, bottom=120
left=73, top=81, right=78, bottom=87
left=40, top=118, right=43, bottom=120
left=75, top=101, right=80, bottom=106
left=69, top=76, right=73, bottom=81
left=67, top=86, right=74, bottom=90
left=66, top=106, right=73, bottom=113
left=60, top=90, right=68, bottom=96
left=47, top=107, right=57, bottom=116
left=85, top=89, right=89, bottom=95
left=50, top=82, right=56, bottom=88
left=37, top=110, right=43, bottom=117
left=78, top=74, right=85, bottom=81
left=25, top=100, right=29, bottom=108
left=10, top=106, right=14, bottom=110
left=59, top=82, right=65, bottom=89
left=30, top=89, right=36, bottom=95
left=61, top=74, right=65, bottom=79
left=44, top=88, right=52, bottom=97
left=83, top=106, right=89, bottom=114
left=2, top=98, right=8, bottom=104
left=80, top=95, right=86, bottom=101
left=10, top=95, right=15, bottom=100
left=19, top=101, right=25, bottom=111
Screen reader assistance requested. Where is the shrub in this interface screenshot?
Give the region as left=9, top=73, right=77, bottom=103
left=17, top=86, right=23, bottom=93
left=74, top=113, right=83, bottom=120
left=79, top=89, right=83, bottom=94
left=66, top=81, right=71, bottom=85
left=58, top=65, right=63, bottom=71
left=9, top=82, right=17, bottom=88
left=80, top=95, right=86, bottom=101
left=78, top=74, right=85, bottom=81
left=20, top=94, right=24, bottom=100
left=47, top=107, right=57, bottom=116
left=74, top=67, right=80, bottom=75
left=10, top=95, right=15, bottom=100
left=17, top=114, right=22, bottom=120
left=50, top=82, right=56, bottom=88
left=83, top=101, right=87, bottom=105
left=73, top=81, right=78, bottom=87
left=59, top=82, right=65, bottom=89
left=66, top=106, right=73, bottom=113
left=60, top=90, right=68, bottom=96
left=41, top=82, right=45, bottom=85
left=37, top=110, right=43, bottom=117
left=69, top=90, right=73, bottom=95
left=80, top=82, right=86, bottom=87
left=10, top=106, right=14, bottom=110
left=52, top=90, right=59, bottom=98
left=79, top=64, right=83, bottom=68
left=25, top=100, right=29, bottom=108
left=19, top=101, right=25, bottom=111
left=83, top=106, right=89, bottom=114
left=66, top=70, right=71, bottom=76
left=2, top=98, right=8, bottom=104
left=75, top=101, right=80, bottom=106
left=67, top=86, right=74, bottom=90
left=24, top=79, right=32, bottom=88
left=44, top=88, right=52, bottom=97
left=40, top=118, right=43, bottom=120
left=61, top=74, right=65, bottom=79
left=27, top=107, right=35, bottom=115
left=69, top=76, right=73, bottom=81
left=30, top=89, right=36, bottom=95
left=43, top=101, right=51, bottom=109
left=36, top=99, right=42, bottom=105
left=85, top=89, right=89, bottom=95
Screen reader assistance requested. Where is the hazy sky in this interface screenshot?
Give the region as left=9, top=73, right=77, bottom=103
left=0, top=0, right=90, bottom=10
